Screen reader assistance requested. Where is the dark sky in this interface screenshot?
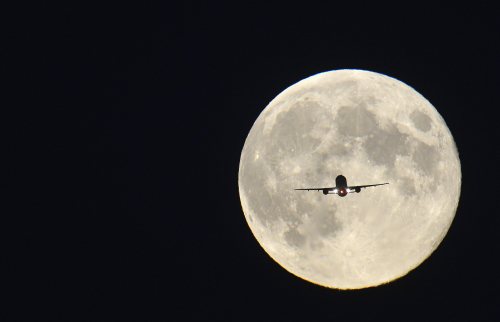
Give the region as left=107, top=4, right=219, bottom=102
left=8, top=3, right=500, bottom=321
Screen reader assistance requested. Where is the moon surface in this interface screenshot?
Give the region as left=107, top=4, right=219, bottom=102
left=238, top=69, right=461, bottom=289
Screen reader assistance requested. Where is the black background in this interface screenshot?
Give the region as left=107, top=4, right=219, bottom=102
left=7, top=2, right=500, bottom=321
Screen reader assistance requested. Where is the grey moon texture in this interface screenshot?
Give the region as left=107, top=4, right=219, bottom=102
left=238, top=69, right=461, bottom=289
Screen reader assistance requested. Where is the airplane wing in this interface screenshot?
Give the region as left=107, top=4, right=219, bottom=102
left=348, top=183, right=389, bottom=190
left=294, top=187, right=334, bottom=191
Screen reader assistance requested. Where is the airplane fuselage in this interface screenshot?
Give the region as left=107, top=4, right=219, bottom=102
left=327, top=175, right=348, bottom=196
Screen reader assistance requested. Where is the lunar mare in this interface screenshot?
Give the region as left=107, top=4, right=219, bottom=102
left=238, top=70, right=461, bottom=289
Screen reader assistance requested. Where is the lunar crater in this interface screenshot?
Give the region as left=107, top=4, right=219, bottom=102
left=410, top=109, right=433, bottom=132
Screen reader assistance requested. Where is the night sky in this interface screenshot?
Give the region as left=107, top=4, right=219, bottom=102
left=8, top=3, right=499, bottom=321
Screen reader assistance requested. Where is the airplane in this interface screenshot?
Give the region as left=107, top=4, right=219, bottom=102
left=294, top=175, right=388, bottom=197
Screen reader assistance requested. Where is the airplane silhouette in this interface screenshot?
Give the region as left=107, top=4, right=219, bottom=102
left=295, top=175, right=388, bottom=197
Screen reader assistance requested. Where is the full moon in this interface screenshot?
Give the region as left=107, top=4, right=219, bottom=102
left=238, top=69, right=461, bottom=289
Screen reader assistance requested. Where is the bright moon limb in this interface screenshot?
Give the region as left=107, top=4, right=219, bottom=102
left=238, top=69, right=461, bottom=289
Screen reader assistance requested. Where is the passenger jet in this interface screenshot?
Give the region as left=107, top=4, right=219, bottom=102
left=294, top=175, right=388, bottom=197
